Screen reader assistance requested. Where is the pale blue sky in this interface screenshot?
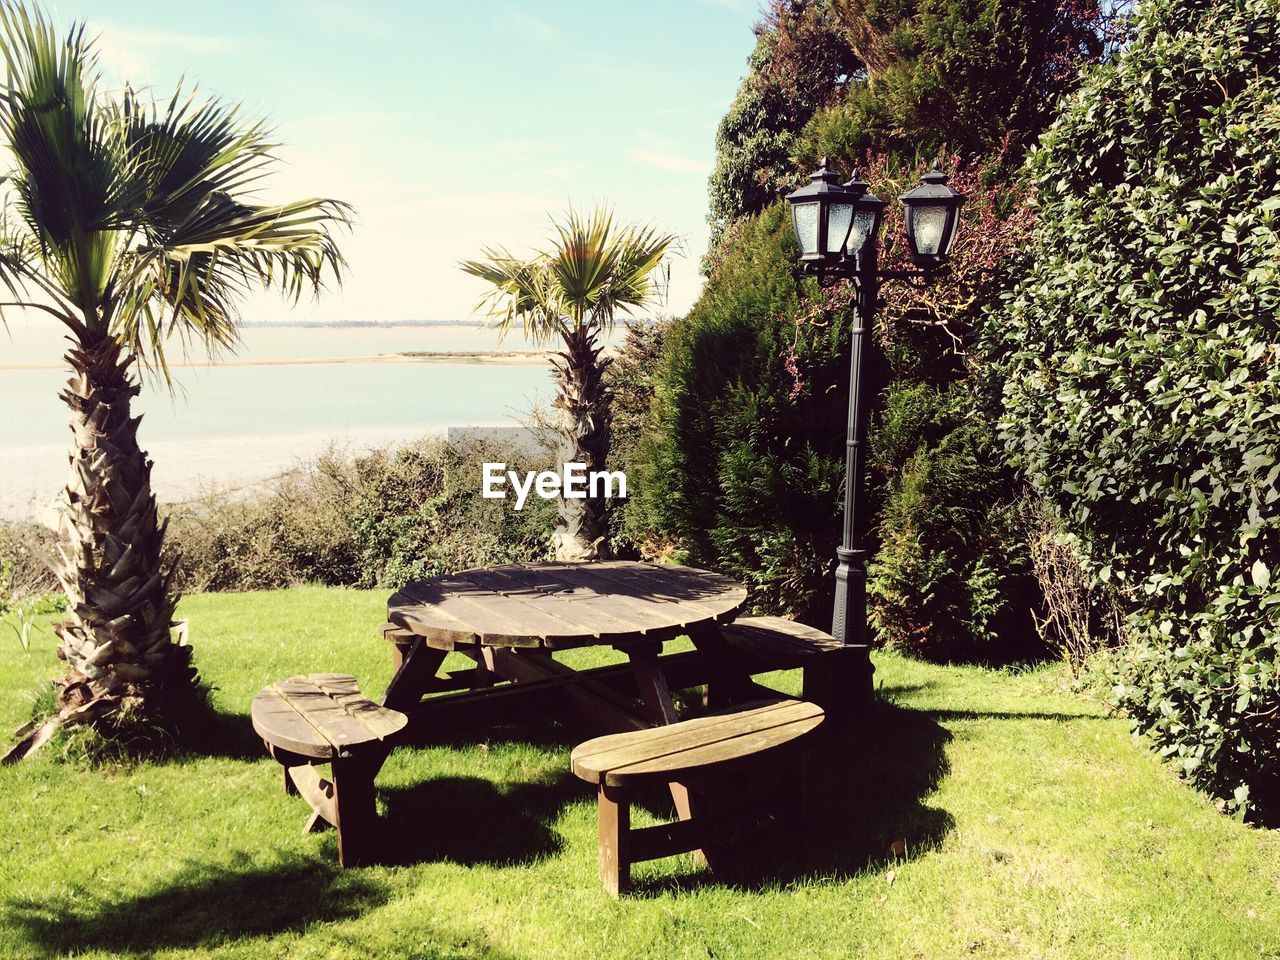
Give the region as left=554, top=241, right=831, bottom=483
left=45, top=0, right=761, bottom=324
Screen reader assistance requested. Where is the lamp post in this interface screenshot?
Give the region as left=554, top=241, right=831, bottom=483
left=787, top=158, right=964, bottom=651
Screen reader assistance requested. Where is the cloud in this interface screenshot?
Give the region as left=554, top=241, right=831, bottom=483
left=502, top=7, right=558, bottom=45
left=628, top=148, right=708, bottom=174
left=93, top=25, right=232, bottom=83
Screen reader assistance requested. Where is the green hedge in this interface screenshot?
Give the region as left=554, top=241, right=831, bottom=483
left=169, top=437, right=554, bottom=592
left=992, top=0, right=1280, bottom=818
left=631, top=205, right=849, bottom=623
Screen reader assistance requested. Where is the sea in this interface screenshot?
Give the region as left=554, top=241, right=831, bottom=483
left=0, top=322, right=573, bottom=520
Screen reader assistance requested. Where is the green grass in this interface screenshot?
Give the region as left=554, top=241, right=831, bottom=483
left=1, top=585, right=1278, bottom=960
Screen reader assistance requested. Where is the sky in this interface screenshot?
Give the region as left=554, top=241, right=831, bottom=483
left=39, top=0, right=762, bottom=325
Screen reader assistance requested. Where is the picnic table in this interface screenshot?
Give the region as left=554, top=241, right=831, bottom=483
left=252, top=560, right=867, bottom=869
left=381, top=561, right=758, bottom=736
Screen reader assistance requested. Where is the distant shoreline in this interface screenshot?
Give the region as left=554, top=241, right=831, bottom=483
left=0, top=350, right=555, bottom=371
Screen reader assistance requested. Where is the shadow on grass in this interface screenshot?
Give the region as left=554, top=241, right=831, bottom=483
left=628, top=698, right=955, bottom=896
left=378, top=770, right=582, bottom=867
left=6, top=855, right=388, bottom=956
left=181, top=707, right=265, bottom=761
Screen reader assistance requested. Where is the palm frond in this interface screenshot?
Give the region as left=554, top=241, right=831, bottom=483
left=0, top=2, right=131, bottom=318
left=112, top=192, right=351, bottom=375
left=0, top=2, right=351, bottom=370
left=460, top=247, right=566, bottom=345
left=461, top=206, right=675, bottom=346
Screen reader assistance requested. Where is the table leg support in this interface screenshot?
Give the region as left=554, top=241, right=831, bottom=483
left=331, top=754, right=377, bottom=868
left=628, top=644, right=680, bottom=726
left=689, top=624, right=757, bottom=708
left=383, top=637, right=448, bottom=712
left=599, top=783, right=631, bottom=897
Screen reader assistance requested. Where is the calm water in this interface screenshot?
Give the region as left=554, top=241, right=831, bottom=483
left=0, top=323, right=572, bottom=518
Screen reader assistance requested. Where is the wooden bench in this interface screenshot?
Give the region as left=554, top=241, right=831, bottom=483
left=721, top=616, right=872, bottom=719
left=570, top=699, right=825, bottom=895
left=251, top=673, right=407, bottom=867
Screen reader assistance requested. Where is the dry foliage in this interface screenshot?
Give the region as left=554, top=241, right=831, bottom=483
left=1024, top=500, right=1124, bottom=674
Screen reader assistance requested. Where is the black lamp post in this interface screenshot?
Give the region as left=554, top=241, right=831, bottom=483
left=786, top=158, right=964, bottom=651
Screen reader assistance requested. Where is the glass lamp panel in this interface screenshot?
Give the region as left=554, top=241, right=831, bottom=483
left=911, top=204, right=949, bottom=256
left=847, top=208, right=878, bottom=256
left=825, top=201, right=853, bottom=254
left=792, top=202, right=820, bottom=255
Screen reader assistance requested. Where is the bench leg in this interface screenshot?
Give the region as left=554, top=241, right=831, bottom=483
left=598, top=784, right=631, bottom=897
left=331, top=754, right=378, bottom=868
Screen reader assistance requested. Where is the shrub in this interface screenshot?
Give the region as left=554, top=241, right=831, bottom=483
left=1024, top=499, right=1124, bottom=674
left=604, top=320, right=669, bottom=556
left=632, top=204, right=849, bottom=623
left=169, top=448, right=361, bottom=592
left=349, top=437, right=554, bottom=588
left=813, top=0, right=1126, bottom=163
left=992, top=0, right=1280, bottom=818
left=168, top=436, right=555, bottom=592
left=0, top=521, right=59, bottom=606
left=868, top=382, right=1041, bottom=663
left=707, top=0, right=855, bottom=246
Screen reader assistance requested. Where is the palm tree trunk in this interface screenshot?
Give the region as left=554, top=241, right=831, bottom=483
left=49, top=338, right=191, bottom=723
left=551, top=327, right=612, bottom=562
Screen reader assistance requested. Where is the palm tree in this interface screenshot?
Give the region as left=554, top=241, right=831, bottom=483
left=0, top=4, right=349, bottom=756
left=461, top=208, right=673, bottom=561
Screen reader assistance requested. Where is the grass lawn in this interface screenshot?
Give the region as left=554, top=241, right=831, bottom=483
left=2, top=585, right=1278, bottom=960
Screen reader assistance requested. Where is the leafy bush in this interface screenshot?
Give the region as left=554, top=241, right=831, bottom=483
left=992, top=0, right=1280, bottom=818
left=169, top=436, right=555, bottom=592
left=868, top=382, right=1041, bottom=663
left=632, top=205, right=849, bottom=623
left=604, top=320, right=668, bottom=556
left=169, top=449, right=361, bottom=592
left=349, top=437, right=554, bottom=588
left=707, top=0, right=855, bottom=246
left=810, top=0, right=1125, bottom=164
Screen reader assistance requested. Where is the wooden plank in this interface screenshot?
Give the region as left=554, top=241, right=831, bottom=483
left=471, top=565, right=674, bottom=644
left=420, top=576, right=586, bottom=645
left=251, top=688, right=333, bottom=758
left=571, top=700, right=823, bottom=783
left=384, top=610, right=477, bottom=651
left=486, top=648, right=651, bottom=733
left=606, top=717, right=823, bottom=785
left=562, top=568, right=744, bottom=638
left=511, top=563, right=716, bottom=635
left=585, top=562, right=746, bottom=623
left=288, top=764, right=337, bottom=826
left=599, top=784, right=630, bottom=897
left=392, top=579, right=545, bottom=647
left=382, top=640, right=448, bottom=711
left=452, top=568, right=612, bottom=643
left=315, top=688, right=407, bottom=740
left=628, top=645, right=680, bottom=726
left=272, top=679, right=378, bottom=755
left=722, top=616, right=843, bottom=659
left=387, top=585, right=482, bottom=650
left=572, top=699, right=805, bottom=768
left=592, top=562, right=746, bottom=612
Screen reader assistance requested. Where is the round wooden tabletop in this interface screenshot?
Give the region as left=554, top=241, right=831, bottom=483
left=387, top=561, right=748, bottom=651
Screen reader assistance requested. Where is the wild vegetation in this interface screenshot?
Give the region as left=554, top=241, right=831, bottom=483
left=632, top=0, right=1119, bottom=660
left=626, top=0, right=1279, bottom=822
left=158, top=436, right=554, bottom=594
left=0, top=3, right=349, bottom=756
left=992, top=0, right=1280, bottom=819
